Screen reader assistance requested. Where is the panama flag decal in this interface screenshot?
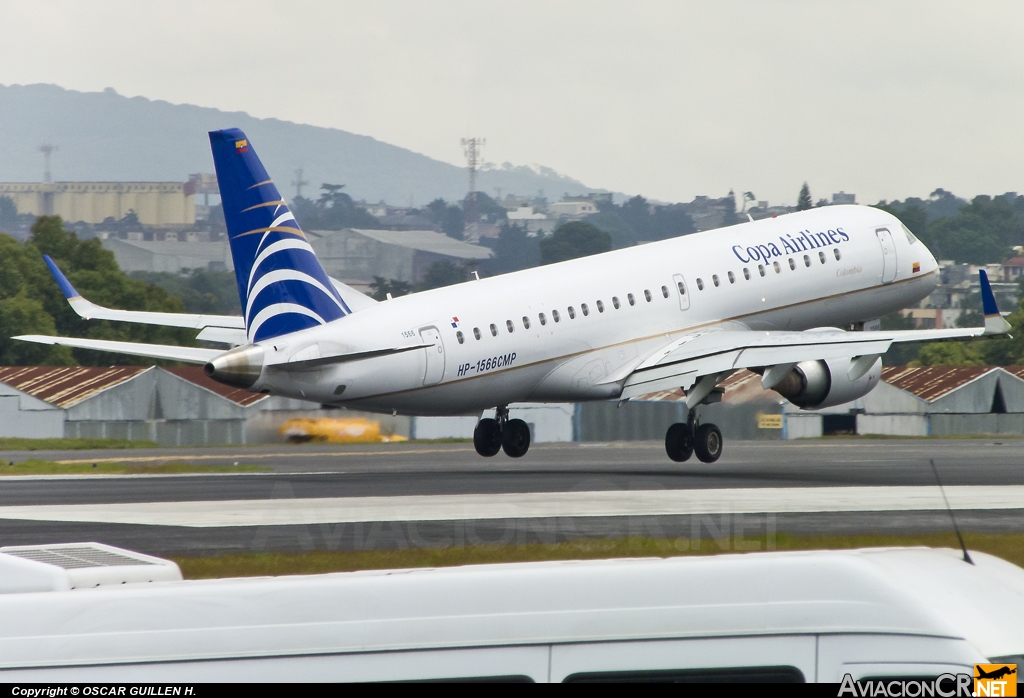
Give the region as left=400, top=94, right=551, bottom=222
left=451, top=317, right=460, bottom=328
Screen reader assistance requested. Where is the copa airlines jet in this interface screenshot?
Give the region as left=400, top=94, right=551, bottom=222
left=16, top=129, right=1011, bottom=462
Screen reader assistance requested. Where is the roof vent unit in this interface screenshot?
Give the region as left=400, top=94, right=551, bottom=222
left=0, top=542, right=182, bottom=594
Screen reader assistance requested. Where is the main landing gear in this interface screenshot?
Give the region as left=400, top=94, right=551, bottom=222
left=474, top=405, right=531, bottom=458
left=665, top=408, right=722, bottom=463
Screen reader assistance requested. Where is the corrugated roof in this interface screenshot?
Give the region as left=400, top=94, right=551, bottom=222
left=339, top=229, right=493, bottom=260
left=0, top=366, right=151, bottom=408
left=638, top=369, right=771, bottom=403
left=161, top=366, right=267, bottom=406
left=881, top=365, right=996, bottom=402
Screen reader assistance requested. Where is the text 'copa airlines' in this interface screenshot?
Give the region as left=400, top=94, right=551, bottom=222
left=732, top=227, right=850, bottom=265
left=14, top=129, right=1012, bottom=463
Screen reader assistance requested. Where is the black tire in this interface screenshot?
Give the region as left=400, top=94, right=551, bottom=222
left=501, top=418, right=531, bottom=458
left=473, top=418, right=502, bottom=457
left=693, top=423, right=723, bottom=463
left=665, top=422, right=693, bottom=462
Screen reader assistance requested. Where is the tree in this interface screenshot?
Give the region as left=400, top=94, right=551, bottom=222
left=722, top=189, right=739, bottom=226
left=486, top=222, right=540, bottom=275
left=797, top=183, right=813, bottom=211
left=912, top=342, right=985, bottom=366
left=539, top=222, right=612, bottom=265
left=289, top=184, right=380, bottom=231
left=425, top=198, right=466, bottom=239
left=131, top=269, right=241, bottom=315
left=418, top=261, right=468, bottom=291
left=368, top=277, right=412, bottom=301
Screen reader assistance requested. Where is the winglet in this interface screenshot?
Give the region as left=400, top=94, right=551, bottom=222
left=980, top=270, right=1012, bottom=334
left=43, top=255, right=81, bottom=300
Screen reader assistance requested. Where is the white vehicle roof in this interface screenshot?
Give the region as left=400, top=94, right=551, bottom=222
left=0, top=546, right=1021, bottom=670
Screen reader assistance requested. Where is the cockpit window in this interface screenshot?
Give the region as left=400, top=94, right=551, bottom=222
left=902, top=223, right=918, bottom=245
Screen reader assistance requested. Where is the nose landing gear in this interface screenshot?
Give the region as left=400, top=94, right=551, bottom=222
left=665, top=408, right=722, bottom=463
left=474, top=405, right=531, bottom=458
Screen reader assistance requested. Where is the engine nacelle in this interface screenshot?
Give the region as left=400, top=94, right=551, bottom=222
left=771, top=356, right=882, bottom=409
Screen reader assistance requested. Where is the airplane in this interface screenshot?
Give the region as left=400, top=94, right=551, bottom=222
left=15, top=128, right=1012, bottom=462
left=976, top=665, right=1017, bottom=681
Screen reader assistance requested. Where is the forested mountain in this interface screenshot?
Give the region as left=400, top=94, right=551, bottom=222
left=0, top=83, right=596, bottom=204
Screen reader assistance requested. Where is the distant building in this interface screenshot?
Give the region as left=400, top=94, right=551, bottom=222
left=831, top=191, right=856, bottom=205
left=0, top=366, right=323, bottom=445
left=547, top=200, right=598, bottom=218
left=0, top=182, right=195, bottom=227
left=307, top=228, right=492, bottom=286
left=1003, top=257, right=1024, bottom=282
left=101, top=237, right=234, bottom=273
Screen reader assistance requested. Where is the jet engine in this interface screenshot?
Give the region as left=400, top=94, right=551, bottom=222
left=770, top=356, right=882, bottom=410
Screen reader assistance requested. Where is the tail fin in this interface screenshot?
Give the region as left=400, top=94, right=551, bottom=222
left=209, top=128, right=351, bottom=342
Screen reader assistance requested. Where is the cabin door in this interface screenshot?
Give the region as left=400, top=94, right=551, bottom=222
left=876, top=228, right=898, bottom=283
left=419, top=326, right=446, bottom=386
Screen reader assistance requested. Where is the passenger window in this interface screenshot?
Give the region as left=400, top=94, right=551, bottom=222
left=581, top=303, right=589, bottom=316
left=473, top=327, right=481, bottom=340
left=506, top=320, right=514, bottom=333
left=522, top=316, right=531, bottom=329
left=819, top=251, right=826, bottom=264
left=661, top=285, right=669, bottom=297
left=771, top=261, right=779, bottom=274
left=834, top=248, right=842, bottom=260
left=696, top=279, right=704, bottom=290
left=727, top=272, right=735, bottom=284
left=712, top=275, right=720, bottom=287
left=597, top=300, right=605, bottom=312
left=456, top=331, right=465, bottom=344
left=788, top=258, right=795, bottom=270
left=568, top=306, right=576, bottom=319
left=553, top=309, right=561, bottom=322
left=803, top=254, right=811, bottom=267
left=676, top=282, right=686, bottom=295
left=628, top=293, right=636, bottom=305
left=758, top=265, right=765, bottom=277
left=743, top=268, right=750, bottom=280
left=612, top=296, right=620, bottom=309
left=539, top=313, right=547, bottom=325
left=489, top=323, right=498, bottom=336
left=644, top=289, right=652, bottom=301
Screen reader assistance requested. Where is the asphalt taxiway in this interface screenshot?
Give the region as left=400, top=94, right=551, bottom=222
left=0, top=439, right=1022, bottom=556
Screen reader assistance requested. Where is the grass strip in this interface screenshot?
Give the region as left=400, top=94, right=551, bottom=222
left=0, top=459, right=267, bottom=475
left=0, top=437, right=159, bottom=451
left=173, top=531, right=1024, bottom=579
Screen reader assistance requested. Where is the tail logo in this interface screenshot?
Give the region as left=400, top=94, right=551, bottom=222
left=210, top=128, right=351, bottom=342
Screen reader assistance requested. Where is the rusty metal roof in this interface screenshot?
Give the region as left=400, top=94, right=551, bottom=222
left=881, top=365, right=997, bottom=402
left=0, top=366, right=151, bottom=408
left=638, top=369, right=770, bottom=403
left=161, top=366, right=267, bottom=407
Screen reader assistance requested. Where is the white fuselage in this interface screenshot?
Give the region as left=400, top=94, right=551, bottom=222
left=253, top=205, right=938, bottom=415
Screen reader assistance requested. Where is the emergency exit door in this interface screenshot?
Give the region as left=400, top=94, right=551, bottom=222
left=419, top=327, right=446, bottom=385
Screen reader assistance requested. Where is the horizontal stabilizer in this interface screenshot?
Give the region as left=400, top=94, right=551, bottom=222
left=43, top=255, right=245, bottom=331
left=14, top=335, right=221, bottom=365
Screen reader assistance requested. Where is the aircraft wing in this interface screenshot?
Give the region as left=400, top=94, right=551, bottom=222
left=617, top=270, right=1012, bottom=403
left=13, top=335, right=221, bottom=364
left=43, top=255, right=245, bottom=331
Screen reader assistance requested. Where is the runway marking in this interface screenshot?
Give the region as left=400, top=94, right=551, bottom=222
left=0, top=486, right=1022, bottom=528
left=52, top=447, right=468, bottom=465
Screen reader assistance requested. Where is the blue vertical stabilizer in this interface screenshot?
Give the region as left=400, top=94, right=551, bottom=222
left=209, top=129, right=350, bottom=342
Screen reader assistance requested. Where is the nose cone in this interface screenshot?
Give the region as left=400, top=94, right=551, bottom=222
left=204, top=344, right=265, bottom=389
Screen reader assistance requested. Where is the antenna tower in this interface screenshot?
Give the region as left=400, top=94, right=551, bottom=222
left=292, top=168, right=309, bottom=199
left=39, top=144, right=58, bottom=184
left=461, top=137, right=486, bottom=224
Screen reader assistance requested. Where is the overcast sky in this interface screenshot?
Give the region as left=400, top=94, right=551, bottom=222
left=2, top=0, right=1022, bottom=206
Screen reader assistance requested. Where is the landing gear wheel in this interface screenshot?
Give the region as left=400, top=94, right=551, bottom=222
left=693, top=423, right=723, bottom=463
left=473, top=418, right=502, bottom=457
left=501, top=418, right=531, bottom=458
left=665, top=422, right=693, bottom=462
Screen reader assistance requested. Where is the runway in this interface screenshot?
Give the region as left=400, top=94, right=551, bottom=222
left=1, top=439, right=1022, bottom=556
